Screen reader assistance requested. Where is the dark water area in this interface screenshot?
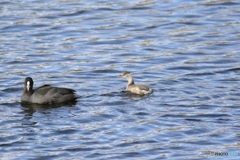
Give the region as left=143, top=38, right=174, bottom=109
left=0, top=0, right=240, bottom=159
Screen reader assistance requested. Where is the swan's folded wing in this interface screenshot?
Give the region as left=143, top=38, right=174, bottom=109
left=34, top=85, right=53, bottom=95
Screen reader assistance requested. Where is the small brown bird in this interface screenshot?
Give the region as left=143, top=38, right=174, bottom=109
left=119, top=71, right=153, bottom=95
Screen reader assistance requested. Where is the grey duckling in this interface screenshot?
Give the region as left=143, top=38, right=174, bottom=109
left=21, top=77, right=77, bottom=104
left=119, top=71, right=153, bottom=95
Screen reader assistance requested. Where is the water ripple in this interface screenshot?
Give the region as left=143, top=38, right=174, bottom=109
left=0, top=0, right=240, bottom=159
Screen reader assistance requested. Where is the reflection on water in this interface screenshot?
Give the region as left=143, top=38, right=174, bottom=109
left=20, top=101, right=77, bottom=126
left=0, top=0, right=240, bottom=159
left=21, top=101, right=77, bottom=115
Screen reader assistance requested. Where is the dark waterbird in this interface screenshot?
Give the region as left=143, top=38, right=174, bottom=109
left=21, top=77, right=77, bottom=104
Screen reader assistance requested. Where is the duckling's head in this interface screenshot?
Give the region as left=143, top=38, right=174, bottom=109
left=118, top=71, right=130, bottom=77
left=118, top=71, right=134, bottom=85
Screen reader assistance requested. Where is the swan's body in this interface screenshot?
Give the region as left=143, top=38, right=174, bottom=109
left=21, top=77, right=77, bottom=104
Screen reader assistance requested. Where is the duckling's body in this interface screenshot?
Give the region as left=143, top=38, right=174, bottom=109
left=21, top=77, right=77, bottom=104
left=119, top=71, right=153, bottom=95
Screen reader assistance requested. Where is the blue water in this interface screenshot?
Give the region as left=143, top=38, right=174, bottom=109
left=0, top=0, right=240, bottom=159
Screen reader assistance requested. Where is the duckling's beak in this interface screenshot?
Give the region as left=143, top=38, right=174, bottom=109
left=118, top=75, right=123, bottom=78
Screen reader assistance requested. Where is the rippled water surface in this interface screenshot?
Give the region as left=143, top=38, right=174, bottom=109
left=0, top=0, right=240, bottom=159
